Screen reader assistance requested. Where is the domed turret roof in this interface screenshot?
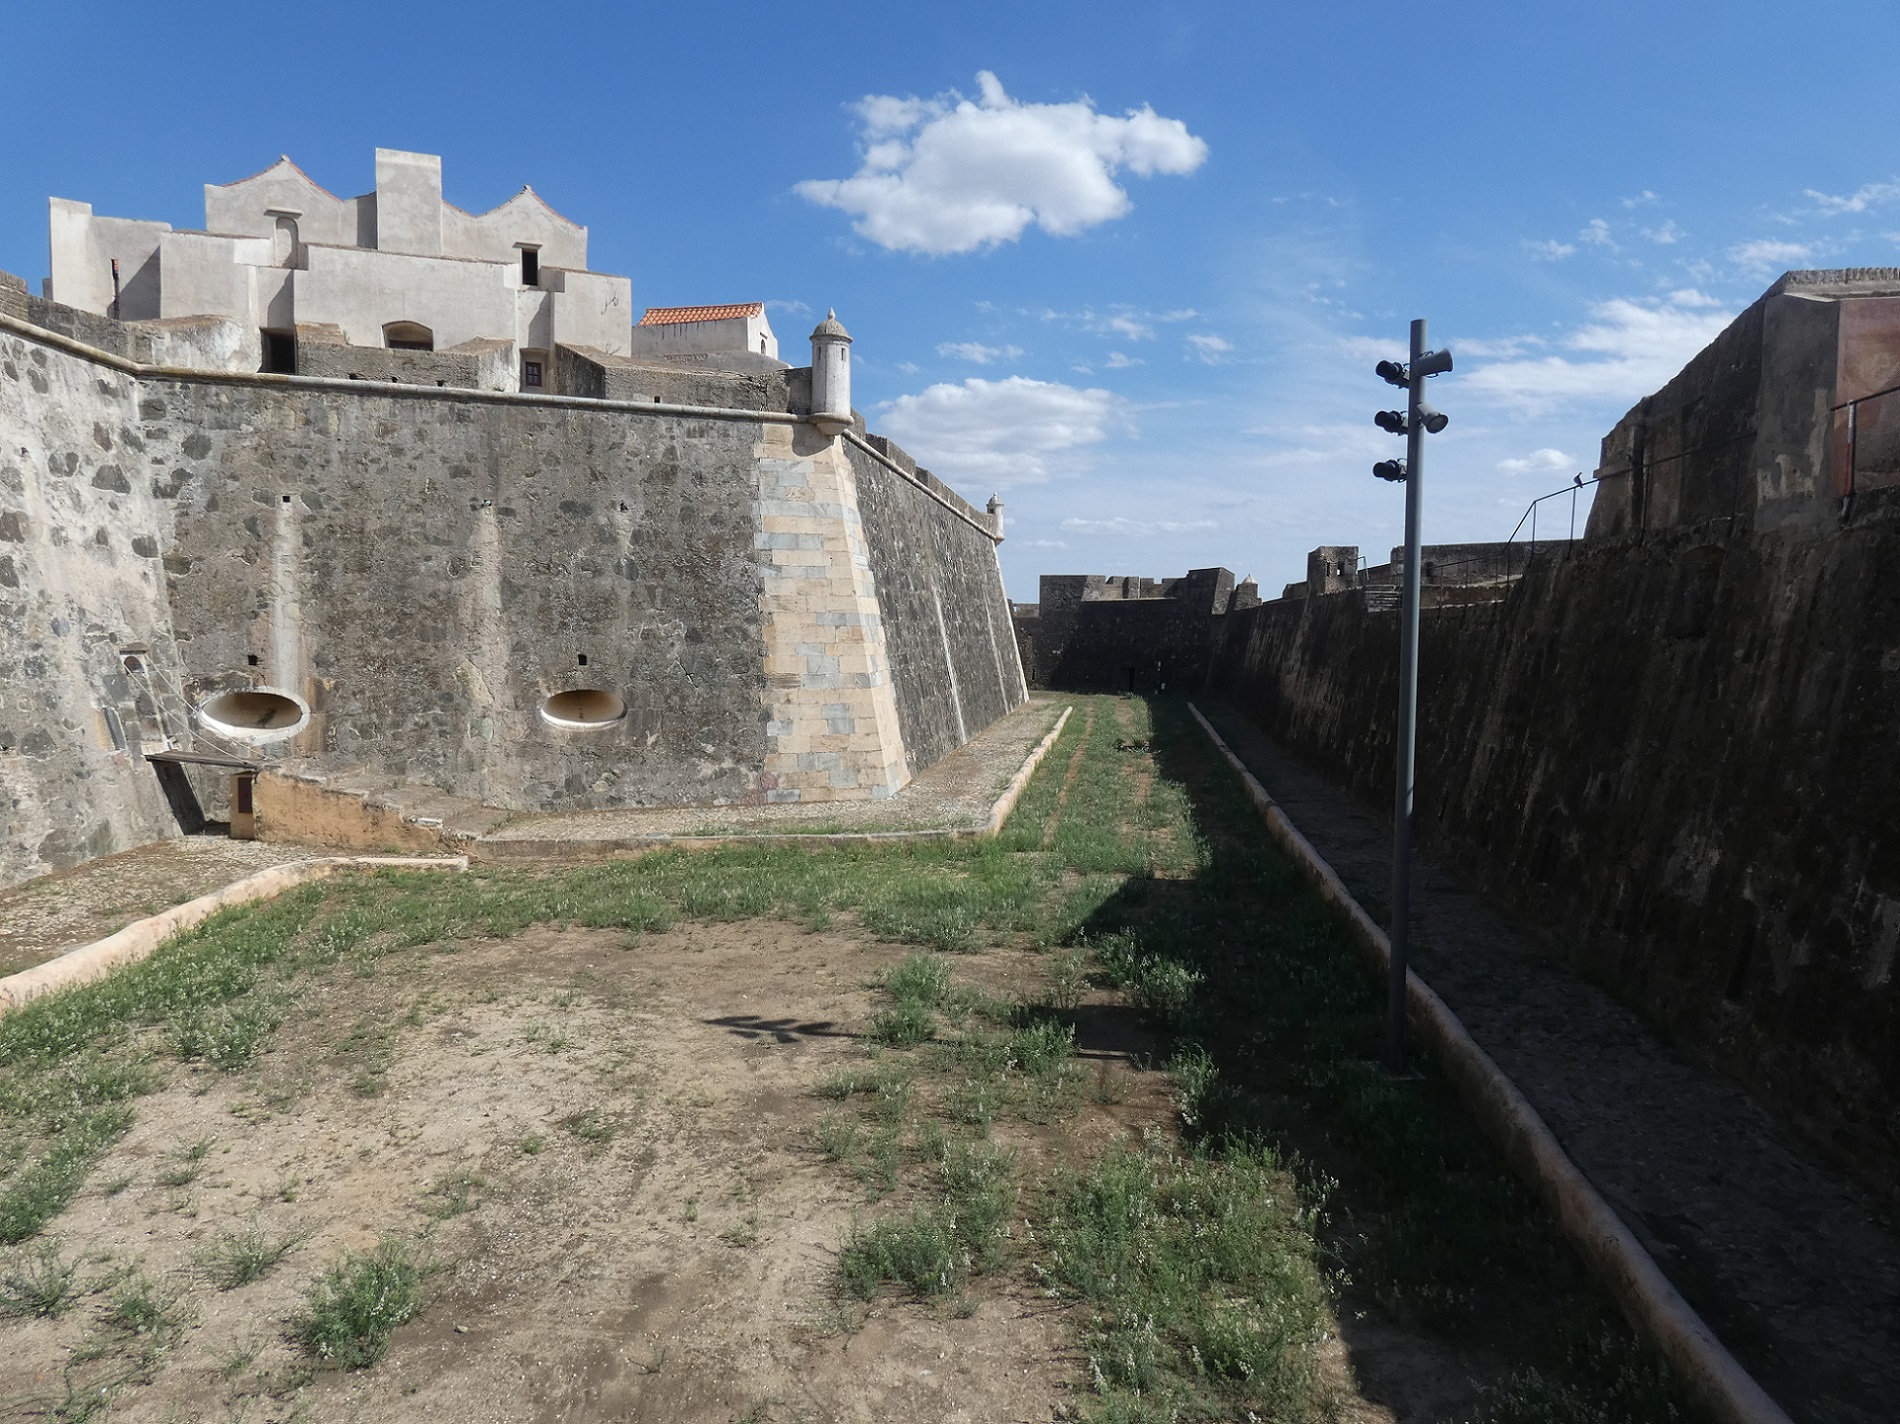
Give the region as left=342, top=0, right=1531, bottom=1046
left=811, top=309, right=852, bottom=341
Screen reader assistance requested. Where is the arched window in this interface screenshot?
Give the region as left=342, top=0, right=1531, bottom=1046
left=272, top=215, right=299, bottom=267
left=383, top=321, right=434, bottom=351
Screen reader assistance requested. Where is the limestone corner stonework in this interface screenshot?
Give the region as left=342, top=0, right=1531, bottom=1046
left=754, top=424, right=909, bottom=801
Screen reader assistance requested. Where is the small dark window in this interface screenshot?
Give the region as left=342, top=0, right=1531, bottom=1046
left=523, top=360, right=543, bottom=388
left=261, top=330, right=296, bottom=374
left=521, top=248, right=539, bottom=286
left=577, top=653, right=588, bottom=667
left=247, top=654, right=259, bottom=666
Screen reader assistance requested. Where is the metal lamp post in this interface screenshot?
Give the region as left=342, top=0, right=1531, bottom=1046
left=1372, top=319, right=1452, bottom=1074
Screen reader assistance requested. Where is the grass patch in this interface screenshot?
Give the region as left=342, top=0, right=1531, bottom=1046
left=561, top=1110, right=616, bottom=1150
left=199, top=1219, right=300, bottom=1290
left=292, top=1236, right=425, bottom=1369
left=0, top=1238, right=82, bottom=1317
left=840, top=1141, right=1015, bottom=1299
left=1037, top=1138, right=1331, bottom=1421
left=105, top=1270, right=185, bottom=1340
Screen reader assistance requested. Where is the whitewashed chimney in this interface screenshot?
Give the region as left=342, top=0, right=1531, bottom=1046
left=810, top=309, right=853, bottom=438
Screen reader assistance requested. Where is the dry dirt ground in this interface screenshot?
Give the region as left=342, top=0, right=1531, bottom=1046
left=1, top=916, right=1393, bottom=1423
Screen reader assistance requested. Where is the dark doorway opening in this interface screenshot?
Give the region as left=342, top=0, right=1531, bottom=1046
left=261, top=330, right=297, bottom=374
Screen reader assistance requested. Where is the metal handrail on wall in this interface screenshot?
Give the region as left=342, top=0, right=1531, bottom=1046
left=1409, top=477, right=1598, bottom=585
left=1507, top=475, right=1598, bottom=553
left=1832, top=379, right=1900, bottom=516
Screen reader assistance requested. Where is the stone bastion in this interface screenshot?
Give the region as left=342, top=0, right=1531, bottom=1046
left=0, top=287, right=1027, bottom=890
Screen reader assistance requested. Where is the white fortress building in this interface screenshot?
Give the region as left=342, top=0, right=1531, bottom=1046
left=44, top=148, right=654, bottom=390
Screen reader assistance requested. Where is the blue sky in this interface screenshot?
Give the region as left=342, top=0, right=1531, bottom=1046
left=6, top=1, right=1900, bottom=598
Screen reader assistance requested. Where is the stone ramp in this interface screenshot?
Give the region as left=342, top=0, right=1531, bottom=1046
left=256, top=698, right=1068, bottom=860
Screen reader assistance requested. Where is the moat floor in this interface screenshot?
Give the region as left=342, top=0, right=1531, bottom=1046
left=1196, top=699, right=1900, bottom=1424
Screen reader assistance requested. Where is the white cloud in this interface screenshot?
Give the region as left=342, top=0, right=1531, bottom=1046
left=1527, top=239, right=1576, bottom=260
left=766, top=298, right=813, bottom=319
left=796, top=71, right=1208, bottom=255
left=1186, top=333, right=1233, bottom=363
left=1496, top=448, right=1575, bottom=475
left=1805, top=179, right=1900, bottom=215
left=1460, top=292, right=1735, bottom=413
left=877, top=375, right=1127, bottom=485
left=1104, top=351, right=1141, bottom=368
left=1023, top=539, right=1070, bottom=549
left=1032, top=304, right=1194, bottom=339
left=896, top=360, right=921, bottom=375
left=937, top=341, right=1024, bottom=364
left=1060, top=515, right=1217, bottom=537
left=1621, top=190, right=1659, bottom=208
left=1454, top=334, right=1549, bottom=359
left=1644, top=220, right=1683, bottom=245
left=1729, top=238, right=1814, bottom=277
left=1579, top=218, right=1616, bottom=248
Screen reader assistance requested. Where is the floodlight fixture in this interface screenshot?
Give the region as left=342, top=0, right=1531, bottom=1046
left=1368, top=317, right=1455, bottom=1078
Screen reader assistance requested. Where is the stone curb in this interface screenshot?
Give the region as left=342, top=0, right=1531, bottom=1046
left=986, top=705, right=1073, bottom=833
left=0, top=856, right=468, bottom=1015
left=1186, top=702, right=1792, bottom=1424
left=468, top=706, right=1074, bottom=861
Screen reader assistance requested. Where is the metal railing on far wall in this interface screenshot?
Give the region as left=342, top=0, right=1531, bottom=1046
left=1834, top=380, right=1900, bottom=513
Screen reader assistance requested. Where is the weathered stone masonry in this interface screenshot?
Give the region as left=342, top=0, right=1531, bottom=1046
left=0, top=305, right=1026, bottom=889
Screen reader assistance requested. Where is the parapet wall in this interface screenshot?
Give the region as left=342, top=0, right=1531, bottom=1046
left=0, top=306, right=1024, bottom=887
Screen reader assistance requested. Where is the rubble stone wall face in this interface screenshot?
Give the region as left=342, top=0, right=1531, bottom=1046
left=0, top=315, right=1018, bottom=886
left=1204, top=515, right=1900, bottom=1187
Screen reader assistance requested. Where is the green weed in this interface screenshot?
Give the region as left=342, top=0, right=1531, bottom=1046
left=0, top=1238, right=82, bottom=1317
left=1037, top=1138, right=1330, bottom=1422
left=200, top=1219, right=300, bottom=1289
left=105, top=1270, right=183, bottom=1339
left=292, top=1236, right=425, bottom=1369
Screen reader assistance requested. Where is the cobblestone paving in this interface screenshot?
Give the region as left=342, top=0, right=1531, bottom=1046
left=0, top=837, right=326, bottom=978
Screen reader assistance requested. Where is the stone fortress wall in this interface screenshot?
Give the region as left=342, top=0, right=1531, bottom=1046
left=0, top=279, right=1025, bottom=891
left=1013, top=271, right=1900, bottom=1189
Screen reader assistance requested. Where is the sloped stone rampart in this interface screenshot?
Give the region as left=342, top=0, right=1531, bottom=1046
left=1205, top=511, right=1900, bottom=1191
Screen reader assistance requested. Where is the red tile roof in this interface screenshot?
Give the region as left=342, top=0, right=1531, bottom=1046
left=637, top=302, right=763, bottom=326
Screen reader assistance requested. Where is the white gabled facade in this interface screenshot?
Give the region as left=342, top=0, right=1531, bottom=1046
left=46, top=148, right=632, bottom=389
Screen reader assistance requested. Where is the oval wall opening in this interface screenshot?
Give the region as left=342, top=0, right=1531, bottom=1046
left=197, top=688, right=309, bottom=743
left=539, top=689, right=626, bottom=729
